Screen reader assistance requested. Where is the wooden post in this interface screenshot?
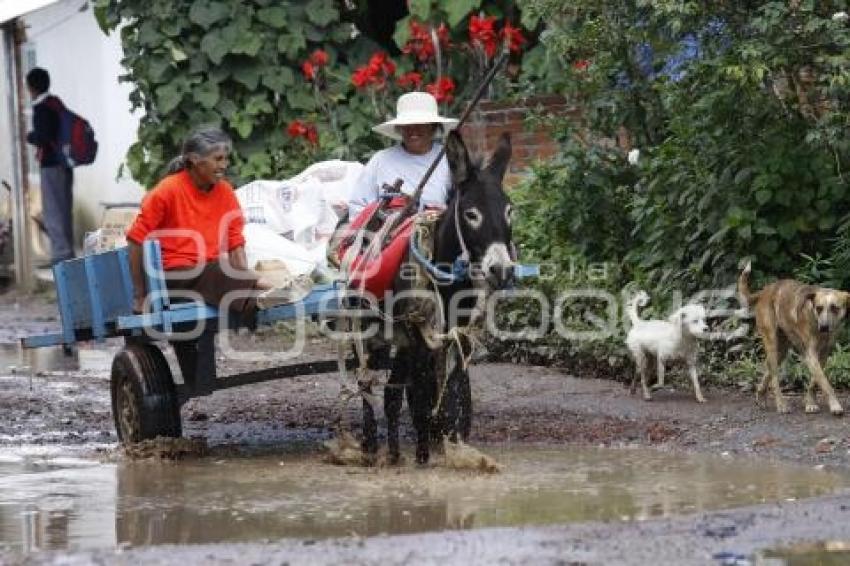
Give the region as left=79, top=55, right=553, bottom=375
left=3, top=20, right=33, bottom=290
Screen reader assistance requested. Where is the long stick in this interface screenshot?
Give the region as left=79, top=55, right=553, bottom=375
left=396, top=51, right=509, bottom=222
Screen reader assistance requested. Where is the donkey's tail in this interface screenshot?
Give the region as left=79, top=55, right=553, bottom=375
left=737, top=260, right=760, bottom=309
left=627, top=290, right=650, bottom=325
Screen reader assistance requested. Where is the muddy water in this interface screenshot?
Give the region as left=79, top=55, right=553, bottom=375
left=0, top=445, right=848, bottom=554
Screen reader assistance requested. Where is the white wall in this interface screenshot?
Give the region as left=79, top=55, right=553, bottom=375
left=21, top=0, right=143, bottom=233
left=0, top=27, right=14, bottom=198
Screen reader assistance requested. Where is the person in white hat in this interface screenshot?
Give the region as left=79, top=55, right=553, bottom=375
left=347, top=91, right=458, bottom=219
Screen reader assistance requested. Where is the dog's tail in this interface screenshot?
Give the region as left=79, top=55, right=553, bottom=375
left=737, top=260, right=760, bottom=309
left=627, top=290, right=650, bottom=325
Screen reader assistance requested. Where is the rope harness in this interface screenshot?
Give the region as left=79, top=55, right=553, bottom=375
left=333, top=206, right=483, bottom=423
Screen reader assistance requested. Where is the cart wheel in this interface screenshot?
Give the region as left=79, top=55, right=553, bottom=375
left=111, top=344, right=181, bottom=444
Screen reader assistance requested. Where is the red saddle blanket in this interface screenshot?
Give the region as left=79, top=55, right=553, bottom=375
left=337, top=198, right=415, bottom=297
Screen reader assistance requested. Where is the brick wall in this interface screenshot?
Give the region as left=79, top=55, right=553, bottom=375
left=459, top=95, right=576, bottom=185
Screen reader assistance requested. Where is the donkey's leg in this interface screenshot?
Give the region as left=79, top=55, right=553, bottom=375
left=457, top=366, right=472, bottom=441
left=360, top=384, right=378, bottom=463
left=409, top=346, right=435, bottom=465
left=385, top=350, right=408, bottom=465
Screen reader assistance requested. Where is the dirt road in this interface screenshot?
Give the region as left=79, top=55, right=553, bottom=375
left=2, top=288, right=850, bottom=564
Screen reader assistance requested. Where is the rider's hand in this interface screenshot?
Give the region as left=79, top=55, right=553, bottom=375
left=132, top=294, right=146, bottom=315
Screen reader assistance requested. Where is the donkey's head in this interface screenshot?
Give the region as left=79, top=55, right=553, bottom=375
left=442, top=130, right=514, bottom=289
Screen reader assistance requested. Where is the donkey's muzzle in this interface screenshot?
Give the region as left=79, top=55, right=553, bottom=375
left=487, top=264, right=515, bottom=290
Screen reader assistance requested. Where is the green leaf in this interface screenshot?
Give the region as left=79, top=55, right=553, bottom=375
left=408, top=0, right=431, bottom=20
left=200, top=30, right=231, bottom=65
left=256, top=7, right=288, bottom=28
left=170, top=45, right=188, bottom=63
left=444, top=0, right=480, bottom=27
left=147, top=57, right=171, bottom=82
left=216, top=98, right=238, bottom=118
left=393, top=16, right=412, bottom=49
left=755, top=189, right=772, bottom=205
left=195, top=82, right=220, bottom=109
left=233, top=64, right=262, bottom=89
left=305, top=0, right=338, bottom=26
left=245, top=95, right=273, bottom=116
left=233, top=34, right=263, bottom=57
left=277, top=32, right=306, bottom=58
left=189, top=1, right=230, bottom=29
left=156, top=83, right=183, bottom=114
left=286, top=88, right=316, bottom=111
left=262, top=68, right=295, bottom=92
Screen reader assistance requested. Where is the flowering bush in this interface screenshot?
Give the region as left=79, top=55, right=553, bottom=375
left=95, top=0, right=532, bottom=185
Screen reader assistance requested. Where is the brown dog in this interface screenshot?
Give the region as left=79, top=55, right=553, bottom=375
left=738, top=261, right=849, bottom=415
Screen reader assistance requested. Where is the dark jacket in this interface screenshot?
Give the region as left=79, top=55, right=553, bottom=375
left=26, top=95, right=65, bottom=167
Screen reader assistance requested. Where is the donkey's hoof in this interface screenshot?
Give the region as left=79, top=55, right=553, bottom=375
left=776, top=402, right=791, bottom=414
left=387, top=452, right=401, bottom=466
left=805, top=403, right=821, bottom=414
left=830, top=405, right=844, bottom=417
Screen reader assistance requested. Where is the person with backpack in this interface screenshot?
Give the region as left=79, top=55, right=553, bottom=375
left=25, top=67, right=75, bottom=267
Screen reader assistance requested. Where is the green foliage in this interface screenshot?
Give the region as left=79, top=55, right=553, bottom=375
left=93, top=0, right=530, bottom=188
left=515, top=0, right=850, bottom=296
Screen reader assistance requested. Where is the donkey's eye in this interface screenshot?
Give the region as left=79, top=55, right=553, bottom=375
left=816, top=306, right=824, bottom=313
left=831, top=304, right=840, bottom=314
left=505, top=205, right=513, bottom=225
left=463, top=207, right=483, bottom=228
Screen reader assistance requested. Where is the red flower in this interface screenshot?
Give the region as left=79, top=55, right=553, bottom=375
left=351, top=66, right=370, bottom=88
left=396, top=71, right=423, bottom=89
left=301, top=61, right=315, bottom=81
left=425, top=77, right=456, bottom=104
left=573, top=59, right=590, bottom=72
left=305, top=124, right=319, bottom=145
left=402, top=20, right=451, bottom=62
left=351, top=51, right=396, bottom=90
left=287, top=120, right=319, bottom=146
left=287, top=120, right=308, bottom=137
left=469, top=14, right=499, bottom=58
left=309, top=49, right=329, bottom=67
left=500, top=22, right=526, bottom=53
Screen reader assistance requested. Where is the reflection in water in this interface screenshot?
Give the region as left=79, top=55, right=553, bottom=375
left=0, top=446, right=848, bottom=553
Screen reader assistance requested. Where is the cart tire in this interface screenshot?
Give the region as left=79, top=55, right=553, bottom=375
left=111, top=344, right=181, bottom=444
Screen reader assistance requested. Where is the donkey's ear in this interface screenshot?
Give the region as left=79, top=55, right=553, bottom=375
left=446, top=130, right=472, bottom=185
left=486, top=132, right=512, bottom=182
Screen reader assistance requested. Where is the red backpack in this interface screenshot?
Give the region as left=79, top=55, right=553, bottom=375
left=45, top=96, right=98, bottom=167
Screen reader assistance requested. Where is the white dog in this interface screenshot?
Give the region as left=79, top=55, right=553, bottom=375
left=625, top=291, right=710, bottom=403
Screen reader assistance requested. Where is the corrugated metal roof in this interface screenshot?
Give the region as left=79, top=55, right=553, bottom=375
left=0, top=0, right=63, bottom=25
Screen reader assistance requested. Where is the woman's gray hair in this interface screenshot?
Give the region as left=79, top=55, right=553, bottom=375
left=165, top=126, right=232, bottom=175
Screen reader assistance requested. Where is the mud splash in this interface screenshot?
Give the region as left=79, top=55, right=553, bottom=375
left=122, top=437, right=209, bottom=461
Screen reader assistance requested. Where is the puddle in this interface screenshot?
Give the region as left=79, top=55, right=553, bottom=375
left=758, top=541, right=850, bottom=565
left=0, top=343, right=114, bottom=376
left=0, top=445, right=848, bottom=553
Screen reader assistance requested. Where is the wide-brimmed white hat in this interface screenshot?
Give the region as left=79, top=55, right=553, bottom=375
left=372, top=92, right=459, bottom=141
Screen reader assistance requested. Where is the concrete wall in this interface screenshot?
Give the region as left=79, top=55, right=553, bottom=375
left=19, top=0, right=143, bottom=239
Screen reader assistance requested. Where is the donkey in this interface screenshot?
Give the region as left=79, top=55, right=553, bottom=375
left=361, top=130, right=515, bottom=465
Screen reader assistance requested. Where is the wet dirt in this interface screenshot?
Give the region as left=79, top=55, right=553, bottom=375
left=5, top=289, right=850, bottom=563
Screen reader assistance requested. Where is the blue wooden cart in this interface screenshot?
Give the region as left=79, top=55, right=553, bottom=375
left=22, top=241, right=538, bottom=444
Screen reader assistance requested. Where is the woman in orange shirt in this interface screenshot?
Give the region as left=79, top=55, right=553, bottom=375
left=126, top=127, right=274, bottom=326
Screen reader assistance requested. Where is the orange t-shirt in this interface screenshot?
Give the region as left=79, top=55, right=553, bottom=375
left=126, top=170, right=246, bottom=270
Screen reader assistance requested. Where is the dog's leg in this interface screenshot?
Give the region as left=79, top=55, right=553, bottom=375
left=642, top=353, right=654, bottom=401
left=760, top=328, right=790, bottom=413
left=688, top=354, right=706, bottom=403
left=630, top=350, right=645, bottom=396
left=804, top=349, right=843, bottom=416
left=656, top=355, right=666, bottom=388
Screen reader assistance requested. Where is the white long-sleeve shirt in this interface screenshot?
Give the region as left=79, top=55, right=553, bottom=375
left=347, top=143, right=451, bottom=219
